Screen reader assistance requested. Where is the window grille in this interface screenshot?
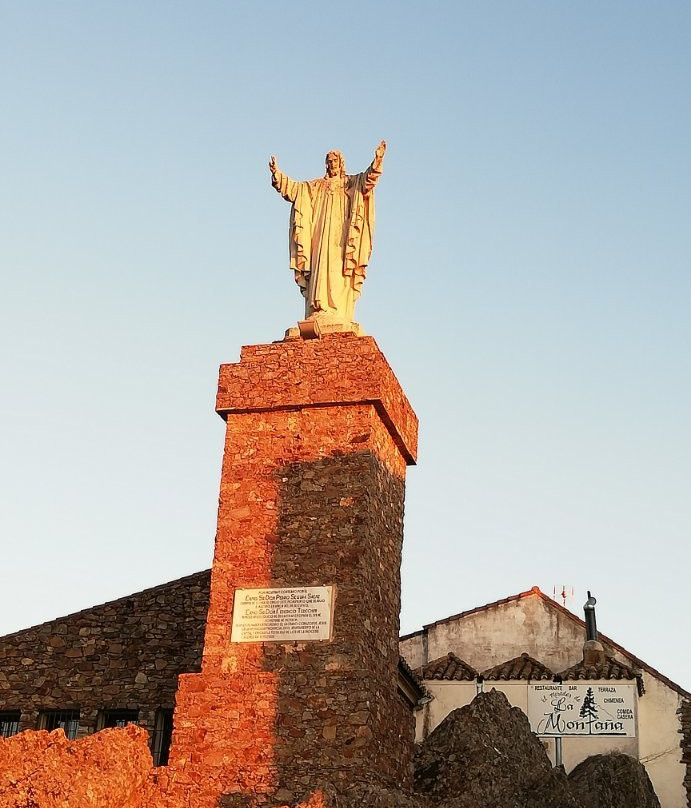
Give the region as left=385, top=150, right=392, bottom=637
left=40, top=710, right=80, bottom=739
left=0, top=711, right=21, bottom=738
left=151, top=708, right=174, bottom=767
left=98, top=709, right=139, bottom=729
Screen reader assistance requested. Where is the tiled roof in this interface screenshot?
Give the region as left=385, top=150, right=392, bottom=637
left=397, top=655, right=427, bottom=706
left=557, top=655, right=640, bottom=682
left=398, top=653, right=421, bottom=683
left=401, top=586, right=690, bottom=700
left=481, top=653, right=553, bottom=681
left=416, top=652, right=478, bottom=681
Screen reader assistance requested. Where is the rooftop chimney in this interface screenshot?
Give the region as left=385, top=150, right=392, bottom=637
left=582, top=590, right=605, bottom=669
left=584, top=590, right=598, bottom=640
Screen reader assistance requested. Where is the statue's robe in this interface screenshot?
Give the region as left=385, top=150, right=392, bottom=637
left=272, top=163, right=382, bottom=322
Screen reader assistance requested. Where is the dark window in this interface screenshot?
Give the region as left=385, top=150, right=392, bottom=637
left=99, top=709, right=139, bottom=729
left=40, top=710, right=80, bottom=739
left=0, top=711, right=21, bottom=738
left=151, top=708, right=174, bottom=767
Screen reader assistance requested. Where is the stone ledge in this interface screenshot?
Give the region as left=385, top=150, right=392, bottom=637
left=215, top=335, right=418, bottom=465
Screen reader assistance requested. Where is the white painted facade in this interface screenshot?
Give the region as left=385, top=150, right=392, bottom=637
left=418, top=679, right=639, bottom=765
left=400, top=589, right=689, bottom=808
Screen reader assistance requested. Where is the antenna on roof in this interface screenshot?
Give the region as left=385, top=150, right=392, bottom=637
left=552, top=584, right=574, bottom=608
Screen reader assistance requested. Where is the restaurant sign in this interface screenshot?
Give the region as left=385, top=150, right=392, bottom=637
left=528, top=683, right=636, bottom=737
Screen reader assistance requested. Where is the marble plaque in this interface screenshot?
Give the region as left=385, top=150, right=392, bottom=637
left=230, top=586, right=334, bottom=642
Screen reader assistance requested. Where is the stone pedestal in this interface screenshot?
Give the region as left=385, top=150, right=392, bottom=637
left=165, top=334, right=418, bottom=807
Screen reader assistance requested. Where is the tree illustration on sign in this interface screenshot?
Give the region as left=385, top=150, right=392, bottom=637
left=579, top=686, right=598, bottom=733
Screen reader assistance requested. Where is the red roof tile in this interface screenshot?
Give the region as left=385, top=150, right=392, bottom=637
left=416, top=652, right=478, bottom=681
left=397, top=655, right=427, bottom=705
left=557, top=655, right=640, bottom=682
left=481, top=653, right=553, bottom=681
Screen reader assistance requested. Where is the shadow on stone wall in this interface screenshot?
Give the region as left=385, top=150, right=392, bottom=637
left=260, top=451, right=411, bottom=801
left=158, top=438, right=413, bottom=808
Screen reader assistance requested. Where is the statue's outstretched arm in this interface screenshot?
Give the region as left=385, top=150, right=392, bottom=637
left=269, top=156, right=299, bottom=202
left=362, top=140, right=386, bottom=196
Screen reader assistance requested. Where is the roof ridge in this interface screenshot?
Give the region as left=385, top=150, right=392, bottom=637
left=557, top=652, right=639, bottom=679
left=416, top=651, right=478, bottom=681
left=482, top=651, right=554, bottom=681
left=484, top=651, right=553, bottom=668
left=0, top=569, right=212, bottom=641
left=441, top=651, right=472, bottom=665
left=420, top=587, right=543, bottom=632
left=531, top=589, right=690, bottom=698
left=405, top=587, right=691, bottom=700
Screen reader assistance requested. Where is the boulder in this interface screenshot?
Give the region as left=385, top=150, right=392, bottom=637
left=568, top=753, right=660, bottom=808
left=413, top=688, right=554, bottom=808
left=340, top=782, right=426, bottom=808
left=524, top=766, right=582, bottom=808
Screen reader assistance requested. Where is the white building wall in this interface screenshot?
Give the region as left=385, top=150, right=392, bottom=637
left=400, top=631, right=425, bottom=669
left=418, top=681, right=637, bottom=766
left=417, top=681, right=476, bottom=742
left=637, top=674, right=686, bottom=808
left=401, top=593, right=688, bottom=808
left=415, top=597, right=590, bottom=674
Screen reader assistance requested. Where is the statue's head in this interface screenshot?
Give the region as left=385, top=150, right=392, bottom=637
left=325, top=150, right=346, bottom=178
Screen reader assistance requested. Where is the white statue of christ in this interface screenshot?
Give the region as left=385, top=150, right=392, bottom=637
left=269, top=141, right=386, bottom=329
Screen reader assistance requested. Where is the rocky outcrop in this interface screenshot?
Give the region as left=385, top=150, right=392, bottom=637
left=412, top=689, right=661, bottom=808
left=0, top=693, right=662, bottom=808
left=0, top=724, right=152, bottom=808
left=568, top=752, right=661, bottom=808
left=339, top=783, right=426, bottom=808
left=523, top=767, right=582, bottom=808
left=285, top=783, right=424, bottom=808
left=414, top=689, right=553, bottom=807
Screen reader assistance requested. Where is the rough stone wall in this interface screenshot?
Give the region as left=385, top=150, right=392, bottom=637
left=680, top=700, right=691, bottom=807
left=0, top=570, right=209, bottom=741
left=1, top=692, right=667, bottom=808
left=166, top=334, right=418, bottom=808
left=0, top=724, right=153, bottom=808
left=214, top=335, right=418, bottom=465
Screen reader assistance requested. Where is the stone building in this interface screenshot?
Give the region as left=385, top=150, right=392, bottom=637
left=0, top=569, right=688, bottom=808
left=399, top=586, right=691, bottom=808
left=3, top=573, right=688, bottom=807
left=0, top=570, right=211, bottom=764
left=0, top=336, right=425, bottom=807
left=0, top=335, right=687, bottom=806
left=0, top=565, right=423, bottom=771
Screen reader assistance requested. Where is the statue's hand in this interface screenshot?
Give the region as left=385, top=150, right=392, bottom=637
left=269, top=155, right=278, bottom=174
left=375, top=140, right=386, bottom=160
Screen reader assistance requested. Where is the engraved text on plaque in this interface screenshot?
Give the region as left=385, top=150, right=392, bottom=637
left=230, top=586, right=334, bottom=642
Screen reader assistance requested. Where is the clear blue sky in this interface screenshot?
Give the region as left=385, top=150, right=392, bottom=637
left=1, top=2, right=689, bottom=690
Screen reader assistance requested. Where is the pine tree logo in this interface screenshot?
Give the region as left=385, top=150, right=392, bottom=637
left=579, top=686, right=598, bottom=733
